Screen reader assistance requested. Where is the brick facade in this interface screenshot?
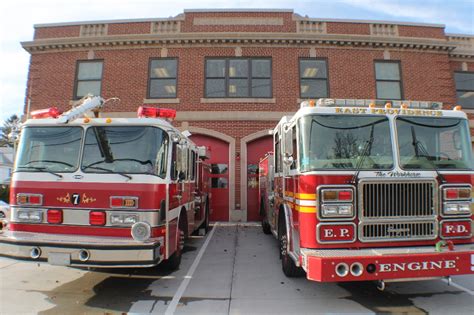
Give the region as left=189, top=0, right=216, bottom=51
left=21, top=10, right=474, bottom=221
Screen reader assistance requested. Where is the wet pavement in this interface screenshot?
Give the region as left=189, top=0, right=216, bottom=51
left=0, top=223, right=473, bottom=314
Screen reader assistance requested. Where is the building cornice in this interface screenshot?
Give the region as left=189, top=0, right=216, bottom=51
left=22, top=32, right=455, bottom=53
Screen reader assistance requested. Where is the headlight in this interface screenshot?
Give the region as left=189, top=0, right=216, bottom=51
left=131, top=222, right=151, bottom=242
left=321, top=204, right=353, bottom=218
left=443, top=202, right=471, bottom=215
left=16, top=210, right=43, bottom=222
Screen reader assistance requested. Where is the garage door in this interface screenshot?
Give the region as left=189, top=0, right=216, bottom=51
left=190, top=134, right=230, bottom=221
left=246, top=136, right=273, bottom=221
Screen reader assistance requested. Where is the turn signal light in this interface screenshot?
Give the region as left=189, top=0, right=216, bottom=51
left=47, top=209, right=63, bottom=224
left=31, top=107, right=62, bottom=119
left=16, top=193, right=43, bottom=206
left=110, top=196, right=138, bottom=209
left=89, top=211, right=106, bottom=226
left=443, top=187, right=471, bottom=200
left=321, top=190, right=353, bottom=202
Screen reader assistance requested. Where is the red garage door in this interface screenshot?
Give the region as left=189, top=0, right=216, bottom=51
left=190, top=134, right=230, bottom=221
left=247, top=136, right=273, bottom=221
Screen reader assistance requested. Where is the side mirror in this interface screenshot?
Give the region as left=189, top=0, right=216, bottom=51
left=283, top=155, right=294, bottom=166
left=284, top=125, right=293, bottom=156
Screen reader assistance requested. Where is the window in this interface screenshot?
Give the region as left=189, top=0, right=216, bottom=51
left=205, top=58, right=271, bottom=98
left=454, top=72, right=474, bottom=109
left=375, top=61, right=402, bottom=100
left=148, top=59, right=178, bottom=98
left=74, top=60, right=103, bottom=99
left=299, top=59, right=328, bottom=98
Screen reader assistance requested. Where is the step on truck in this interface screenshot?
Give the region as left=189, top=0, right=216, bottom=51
left=259, top=98, right=474, bottom=287
left=0, top=95, right=211, bottom=270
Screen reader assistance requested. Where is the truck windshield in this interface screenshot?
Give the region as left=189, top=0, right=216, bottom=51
left=15, top=127, right=82, bottom=173
left=396, top=117, right=474, bottom=170
left=299, top=115, right=393, bottom=171
left=82, top=126, right=169, bottom=177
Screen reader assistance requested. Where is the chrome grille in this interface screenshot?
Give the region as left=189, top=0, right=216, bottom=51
left=360, top=181, right=436, bottom=219
left=360, top=221, right=437, bottom=242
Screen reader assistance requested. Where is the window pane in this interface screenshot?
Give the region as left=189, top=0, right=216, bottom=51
left=456, top=91, right=474, bottom=108
left=211, top=177, right=228, bottom=188
left=252, top=59, right=271, bottom=78
left=78, top=62, right=103, bottom=80
left=300, top=79, right=328, bottom=98
left=375, top=62, right=400, bottom=80
left=229, top=60, right=248, bottom=77
left=77, top=81, right=101, bottom=98
left=252, top=79, right=271, bottom=97
left=300, top=60, right=327, bottom=79
left=150, top=59, right=177, bottom=78
left=211, top=164, right=228, bottom=174
left=454, top=72, right=474, bottom=91
left=229, top=79, right=249, bottom=97
left=149, top=79, right=177, bottom=98
left=206, top=60, right=226, bottom=77
left=376, top=81, right=401, bottom=99
left=206, top=79, right=226, bottom=97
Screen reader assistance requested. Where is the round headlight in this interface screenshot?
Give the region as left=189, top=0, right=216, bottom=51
left=131, top=222, right=151, bottom=242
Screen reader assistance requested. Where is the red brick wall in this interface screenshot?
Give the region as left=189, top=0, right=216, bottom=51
left=181, top=12, right=296, bottom=33
left=398, top=25, right=445, bottom=39
left=326, top=22, right=370, bottom=35
left=34, top=26, right=80, bottom=39
left=108, top=22, right=150, bottom=35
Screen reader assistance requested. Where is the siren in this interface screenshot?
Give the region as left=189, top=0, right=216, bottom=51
left=30, top=107, right=62, bottom=119
left=137, top=106, right=176, bottom=120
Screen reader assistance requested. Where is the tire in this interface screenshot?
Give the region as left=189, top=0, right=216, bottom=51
left=201, top=200, right=210, bottom=233
left=163, top=227, right=184, bottom=271
left=279, top=216, right=304, bottom=277
left=262, top=217, right=271, bottom=235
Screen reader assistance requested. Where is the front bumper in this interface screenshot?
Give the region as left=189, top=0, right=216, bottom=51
left=301, top=244, right=474, bottom=282
left=0, top=230, right=162, bottom=268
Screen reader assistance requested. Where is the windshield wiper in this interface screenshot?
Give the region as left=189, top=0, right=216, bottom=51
left=350, top=123, right=375, bottom=184
left=82, top=165, right=133, bottom=180
left=410, top=126, right=446, bottom=184
left=15, top=166, right=63, bottom=179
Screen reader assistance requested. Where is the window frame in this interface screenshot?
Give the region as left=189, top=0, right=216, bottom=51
left=147, top=58, right=178, bottom=99
left=73, top=59, right=104, bottom=100
left=454, top=71, right=474, bottom=109
left=374, top=60, right=403, bottom=100
left=204, top=57, right=272, bottom=98
left=298, top=57, right=329, bottom=99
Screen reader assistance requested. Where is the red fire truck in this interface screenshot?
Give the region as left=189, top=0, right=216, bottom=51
left=0, top=96, right=211, bottom=270
left=259, top=98, right=474, bottom=288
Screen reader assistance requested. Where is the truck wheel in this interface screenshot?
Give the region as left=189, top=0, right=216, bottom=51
left=262, top=217, right=271, bottom=235
left=279, top=219, right=304, bottom=277
left=163, top=227, right=184, bottom=271
left=203, top=201, right=210, bottom=233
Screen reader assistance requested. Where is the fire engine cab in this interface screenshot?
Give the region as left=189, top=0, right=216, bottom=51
left=0, top=95, right=211, bottom=270
left=259, top=98, right=474, bottom=287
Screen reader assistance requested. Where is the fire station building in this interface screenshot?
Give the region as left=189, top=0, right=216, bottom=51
left=21, top=9, right=474, bottom=222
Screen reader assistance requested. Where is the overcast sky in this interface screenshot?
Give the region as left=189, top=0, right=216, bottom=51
left=0, top=0, right=472, bottom=123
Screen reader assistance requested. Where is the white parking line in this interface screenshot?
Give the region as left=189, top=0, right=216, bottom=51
left=441, top=278, right=474, bottom=296
left=164, top=223, right=218, bottom=315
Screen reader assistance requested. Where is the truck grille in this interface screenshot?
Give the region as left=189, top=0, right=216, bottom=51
left=360, top=221, right=437, bottom=242
left=359, top=180, right=438, bottom=242
left=360, top=181, right=436, bottom=219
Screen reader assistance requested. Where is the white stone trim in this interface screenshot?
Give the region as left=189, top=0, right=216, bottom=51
left=194, top=17, right=284, bottom=26
left=143, top=98, right=180, bottom=104
left=176, top=111, right=293, bottom=121
left=240, top=129, right=273, bottom=222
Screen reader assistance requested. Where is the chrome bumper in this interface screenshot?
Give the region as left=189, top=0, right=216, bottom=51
left=0, top=230, right=162, bottom=268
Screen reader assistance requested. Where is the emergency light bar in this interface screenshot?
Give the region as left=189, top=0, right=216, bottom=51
left=137, top=106, right=176, bottom=120
left=30, top=107, right=62, bottom=119
left=301, top=98, right=443, bottom=110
